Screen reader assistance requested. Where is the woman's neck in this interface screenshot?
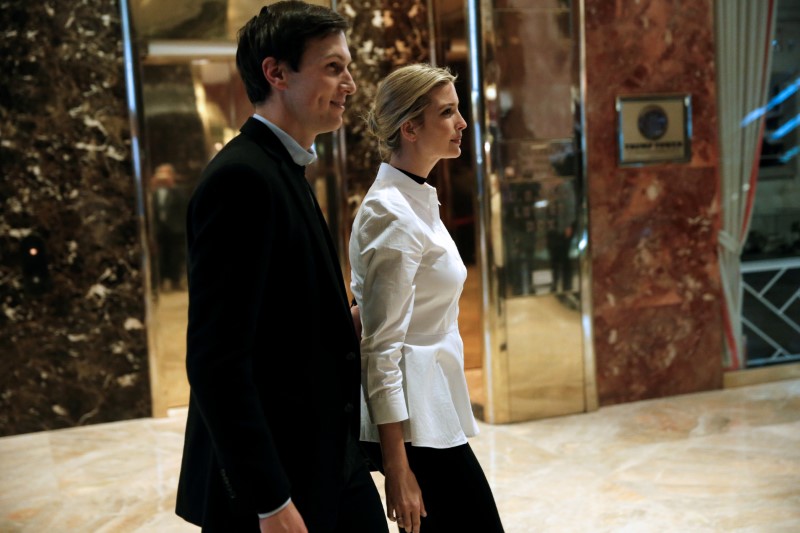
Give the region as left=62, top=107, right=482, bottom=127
left=389, top=152, right=436, bottom=179
left=393, top=166, right=426, bottom=184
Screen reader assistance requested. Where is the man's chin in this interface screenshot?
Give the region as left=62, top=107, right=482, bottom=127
left=321, top=117, right=345, bottom=134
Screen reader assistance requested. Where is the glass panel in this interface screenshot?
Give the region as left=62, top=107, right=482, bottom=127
left=741, top=1, right=800, bottom=370
left=744, top=1, right=800, bottom=262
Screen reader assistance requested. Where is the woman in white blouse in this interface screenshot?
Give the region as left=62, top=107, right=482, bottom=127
left=350, top=64, right=504, bottom=533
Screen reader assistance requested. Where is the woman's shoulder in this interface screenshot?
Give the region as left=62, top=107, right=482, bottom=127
left=354, top=189, right=424, bottom=249
left=360, top=180, right=417, bottom=219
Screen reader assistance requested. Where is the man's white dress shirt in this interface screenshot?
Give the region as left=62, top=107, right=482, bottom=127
left=350, top=163, right=479, bottom=449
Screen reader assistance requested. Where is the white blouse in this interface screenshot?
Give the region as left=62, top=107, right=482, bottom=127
left=349, top=163, right=479, bottom=449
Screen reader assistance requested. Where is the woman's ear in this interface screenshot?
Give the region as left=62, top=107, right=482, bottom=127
left=400, top=120, right=417, bottom=142
left=262, top=57, right=288, bottom=90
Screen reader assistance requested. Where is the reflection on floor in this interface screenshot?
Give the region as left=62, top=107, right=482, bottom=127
left=1, top=379, right=797, bottom=532
left=503, top=293, right=584, bottom=421
left=152, top=290, right=190, bottom=413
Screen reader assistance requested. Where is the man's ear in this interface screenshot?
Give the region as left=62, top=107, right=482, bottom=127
left=400, top=120, right=417, bottom=142
left=262, top=57, right=288, bottom=90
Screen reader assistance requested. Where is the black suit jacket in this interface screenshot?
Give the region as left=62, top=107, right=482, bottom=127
left=176, top=118, right=361, bottom=531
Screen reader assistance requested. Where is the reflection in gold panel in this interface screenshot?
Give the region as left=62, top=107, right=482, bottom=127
left=141, top=58, right=250, bottom=416
left=151, top=291, right=190, bottom=416
left=469, top=0, right=595, bottom=423
left=506, top=296, right=584, bottom=420
left=131, top=0, right=331, bottom=41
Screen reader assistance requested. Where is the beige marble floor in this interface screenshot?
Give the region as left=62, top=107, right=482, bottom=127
left=1, top=379, right=798, bottom=532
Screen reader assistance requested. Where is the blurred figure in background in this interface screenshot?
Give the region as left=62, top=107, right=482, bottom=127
left=546, top=176, right=576, bottom=296
left=150, top=163, right=188, bottom=291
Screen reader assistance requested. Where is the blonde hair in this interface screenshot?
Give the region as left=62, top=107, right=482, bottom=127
left=365, top=63, right=457, bottom=159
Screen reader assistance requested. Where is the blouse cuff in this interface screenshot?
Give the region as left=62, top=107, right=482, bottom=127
left=366, top=391, right=409, bottom=425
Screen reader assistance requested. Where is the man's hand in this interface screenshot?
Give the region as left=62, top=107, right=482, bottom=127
left=259, top=502, right=307, bottom=533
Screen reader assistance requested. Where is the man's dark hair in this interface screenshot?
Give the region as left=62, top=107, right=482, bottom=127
left=236, top=1, right=349, bottom=105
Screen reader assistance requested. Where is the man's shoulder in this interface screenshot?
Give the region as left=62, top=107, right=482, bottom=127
left=209, top=133, right=271, bottom=166
left=190, top=146, right=286, bottom=206
left=202, top=135, right=288, bottom=180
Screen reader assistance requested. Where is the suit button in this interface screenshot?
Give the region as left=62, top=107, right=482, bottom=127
left=345, top=351, right=356, bottom=361
left=220, top=469, right=237, bottom=499
left=344, top=403, right=354, bottom=413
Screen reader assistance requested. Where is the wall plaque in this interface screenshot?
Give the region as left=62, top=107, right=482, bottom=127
left=617, top=94, right=692, bottom=166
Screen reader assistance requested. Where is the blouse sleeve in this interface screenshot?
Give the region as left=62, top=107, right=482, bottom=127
left=353, top=201, right=423, bottom=425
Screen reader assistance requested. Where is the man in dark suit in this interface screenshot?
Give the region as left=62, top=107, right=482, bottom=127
left=175, top=3, right=388, bottom=532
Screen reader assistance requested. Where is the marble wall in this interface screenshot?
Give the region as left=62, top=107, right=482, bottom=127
left=584, top=0, right=724, bottom=405
left=0, top=0, right=150, bottom=436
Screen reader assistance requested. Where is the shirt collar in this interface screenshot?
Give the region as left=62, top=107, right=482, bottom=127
left=377, top=163, right=440, bottom=205
left=252, top=113, right=317, bottom=167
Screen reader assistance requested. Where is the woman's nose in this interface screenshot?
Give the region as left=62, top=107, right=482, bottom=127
left=456, top=111, right=467, bottom=130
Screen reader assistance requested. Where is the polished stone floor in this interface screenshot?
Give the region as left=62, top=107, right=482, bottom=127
left=1, top=378, right=798, bottom=532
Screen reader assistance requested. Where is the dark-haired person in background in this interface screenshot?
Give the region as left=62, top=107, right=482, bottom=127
left=175, top=2, right=387, bottom=532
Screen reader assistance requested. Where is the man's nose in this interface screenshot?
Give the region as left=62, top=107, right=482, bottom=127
left=341, top=69, right=356, bottom=95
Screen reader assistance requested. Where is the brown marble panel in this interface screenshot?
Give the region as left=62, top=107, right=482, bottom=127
left=584, top=0, right=723, bottom=405
left=0, top=1, right=150, bottom=436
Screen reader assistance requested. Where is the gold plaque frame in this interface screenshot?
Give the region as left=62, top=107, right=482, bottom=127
left=617, top=94, right=692, bottom=166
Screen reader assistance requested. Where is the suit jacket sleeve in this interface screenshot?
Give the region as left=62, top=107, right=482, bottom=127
left=185, top=161, right=290, bottom=514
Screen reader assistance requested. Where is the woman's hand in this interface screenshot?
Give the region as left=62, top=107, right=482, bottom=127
left=378, top=422, right=427, bottom=533
left=384, top=463, right=426, bottom=533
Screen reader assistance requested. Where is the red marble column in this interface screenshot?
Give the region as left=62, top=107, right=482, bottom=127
left=584, top=0, right=724, bottom=405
